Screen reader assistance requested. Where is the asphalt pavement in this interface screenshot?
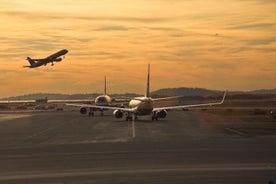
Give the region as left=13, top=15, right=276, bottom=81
left=0, top=110, right=275, bottom=184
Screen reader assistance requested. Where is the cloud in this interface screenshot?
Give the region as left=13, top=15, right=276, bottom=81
left=94, top=26, right=129, bottom=31
left=226, top=23, right=276, bottom=30
left=1, top=0, right=276, bottom=98
left=243, top=37, right=276, bottom=45
left=0, top=10, right=174, bottom=24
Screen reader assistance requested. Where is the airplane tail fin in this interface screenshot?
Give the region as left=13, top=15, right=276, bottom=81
left=26, top=57, right=35, bottom=66
left=145, top=64, right=150, bottom=97
left=104, top=75, right=107, bottom=95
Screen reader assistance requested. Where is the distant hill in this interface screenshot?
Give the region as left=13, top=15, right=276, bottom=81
left=151, top=87, right=222, bottom=97
left=248, top=88, right=276, bottom=95
left=0, top=93, right=140, bottom=100
left=1, top=87, right=275, bottom=100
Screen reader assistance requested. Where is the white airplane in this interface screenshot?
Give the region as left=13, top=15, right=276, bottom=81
left=24, top=49, right=68, bottom=68
left=76, top=76, right=115, bottom=116
left=67, top=64, right=226, bottom=121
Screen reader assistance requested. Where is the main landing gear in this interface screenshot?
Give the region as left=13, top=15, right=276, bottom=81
left=125, top=113, right=137, bottom=121
left=151, top=112, right=158, bottom=121
left=88, top=109, right=104, bottom=116
left=151, top=116, right=158, bottom=121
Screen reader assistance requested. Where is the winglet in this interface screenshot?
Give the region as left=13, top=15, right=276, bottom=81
left=220, top=90, right=227, bottom=104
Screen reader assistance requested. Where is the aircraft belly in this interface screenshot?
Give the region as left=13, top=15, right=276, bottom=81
left=129, top=99, right=153, bottom=115
left=136, top=104, right=153, bottom=115
left=136, top=108, right=152, bottom=115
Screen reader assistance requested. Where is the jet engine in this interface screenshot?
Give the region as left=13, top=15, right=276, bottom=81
left=54, top=58, right=62, bottom=62
left=113, top=110, right=123, bottom=118
left=156, top=110, right=167, bottom=118
left=80, top=107, right=87, bottom=114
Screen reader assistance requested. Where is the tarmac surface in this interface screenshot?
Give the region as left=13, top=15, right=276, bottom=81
left=0, top=110, right=275, bottom=184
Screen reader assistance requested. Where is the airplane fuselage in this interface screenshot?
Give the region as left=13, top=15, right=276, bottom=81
left=129, top=97, right=154, bottom=116
left=46, top=49, right=68, bottom=61
left=95, top=95, right=112, bottom=106
left=25, top=49, right=68, bottom=68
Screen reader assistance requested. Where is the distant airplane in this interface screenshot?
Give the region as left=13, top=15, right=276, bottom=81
left=23, top=49, right=68, bottom=68
left=67, top=64, right=226, bottom=121
left=72, top=76, right=115, bottom=116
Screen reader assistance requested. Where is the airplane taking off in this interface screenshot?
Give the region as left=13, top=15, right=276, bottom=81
left=23, top=49, right=68, bottom=68
left=67, top=64, right=226, bottom=121
left=76, top=76, right=114, bottom=116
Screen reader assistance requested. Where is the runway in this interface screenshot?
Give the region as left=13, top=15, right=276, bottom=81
left=0, top=110, right=275, bottom=183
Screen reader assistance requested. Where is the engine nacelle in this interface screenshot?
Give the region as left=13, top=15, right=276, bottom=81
left=156, top=110, right=167, bottom=118
left=80, top=107, right=87, bottom=114
left=54, top=58, right=62, bottom=62
left=113, top=110, right=123, bottom=118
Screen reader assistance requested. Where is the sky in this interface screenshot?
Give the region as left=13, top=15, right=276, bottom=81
left=0, top=0, right=275, bottom=98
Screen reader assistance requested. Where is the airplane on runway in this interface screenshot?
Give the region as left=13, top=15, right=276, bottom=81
left=67, top=64, right=226, bottom=121
left=23, top=49, right=68, bottom=68
left=73, top=76, right=115, bottom=116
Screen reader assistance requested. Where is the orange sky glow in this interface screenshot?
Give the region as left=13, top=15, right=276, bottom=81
left=0, top=0, right=275, bottom=98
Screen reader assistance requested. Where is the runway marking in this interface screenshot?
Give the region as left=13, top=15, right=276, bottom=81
left=0, top=114, right=31, bottom=122
left=0, top=164, right=276, bottom=181
left=225, top=128, right=248, bottom=136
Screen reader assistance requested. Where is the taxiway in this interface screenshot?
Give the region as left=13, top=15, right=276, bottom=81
left=0, top=110, right=275, bottom=183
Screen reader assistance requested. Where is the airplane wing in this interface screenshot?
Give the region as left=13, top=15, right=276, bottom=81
left=67, top=91, right=226, bottom=113
left=153, top=90, right=227, bottom=111
left=152, top=96, right=183, bottom=101
left=66, top=103, right=135, bottom=112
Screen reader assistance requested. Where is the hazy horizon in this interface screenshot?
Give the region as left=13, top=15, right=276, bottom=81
left=1, top=87, right=276, bottom=100
left=1, top=0, right=275, bottom=98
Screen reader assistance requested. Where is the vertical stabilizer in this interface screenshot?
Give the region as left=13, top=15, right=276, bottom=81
left=145, top=64, right=150, bottom=97
left=26, top=57, right=35, bottom=66
left=104, top=75, right=107, bottom=95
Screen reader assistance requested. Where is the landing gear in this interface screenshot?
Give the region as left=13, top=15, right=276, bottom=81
left=151, top=116, right=158, bottom=121
left=126, top=112, right=131, bottom=121
left=125, top=113, right=137, bottom=121
left=126, top=116, right=131, bottom=121
left=151, top=112, right=158, bottom=121
left=51, top=62, right=54, bottom=66
left=100, top=111, right=104, bottom=116
left=88, top=111, right=94, bottom=116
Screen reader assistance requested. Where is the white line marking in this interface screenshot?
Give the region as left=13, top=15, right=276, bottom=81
left=225, top=128, right=248, bottom=136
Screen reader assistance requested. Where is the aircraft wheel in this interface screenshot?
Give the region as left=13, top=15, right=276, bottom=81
left=126, top=116, right=133, bottom=121
left=152, top=116, right=158, bottom=121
